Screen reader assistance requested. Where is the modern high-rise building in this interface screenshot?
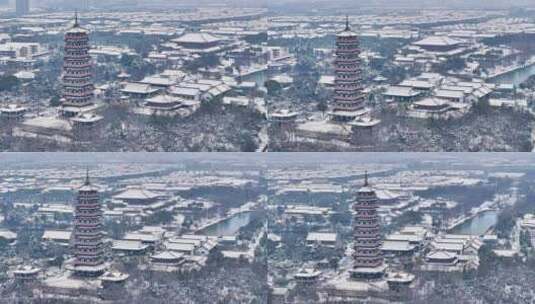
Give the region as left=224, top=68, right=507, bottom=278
left=81, top=0, right=90, bottom=11
left=351, top=172, right=386, bottom=280
left=71, top=171, right=106, bottom=276
left=62, top=13, right=94, bottom=116
left=329, top=18, right=367, bottom=123
left=15, top=0, right=30, bottom=16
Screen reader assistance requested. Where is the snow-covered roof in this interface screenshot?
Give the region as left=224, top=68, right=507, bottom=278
left=398, top=80, right=435, bottom=89
left=435, top=89, right=465, bottom=99
left=169, top=86, right=200, bottom=97
left=295, top=268, right=321, bottom=278
left=71, top=113, right=103, bottom=123
left=101, top=271, right=129, bottom=282
left=22, top=116, right=72, bottom=131
left=114, top=187, right=161, bottom=201
left=42, top=230, right=72, bottom=241
left=173, top=32, right=221, bottom=44
left=414, top=36, right=463, bottom=47
left=139, top=76, right=176, bottom=87
left=14, top=70, right=35, bottom=80
left=306, top=232, right=337, bottom=242
left=0, top=229, right=17, bottom=240
left=297, top=120, right=352, bottom=136
left=112, top=240, right=149, bottom=251
left=124, top=232, right=160, bottom=243
left=165, top=242, right=196, bottom=252
left=271, top=109, right=299, bottom=118
left=426, top=250, right=456, bottom=260
left=151, top=251, right=184, bottom=260
left=382, top=240, right=414, bottom=252
left=383, top=86, right=421, bottom=98
left=431, top=242, right=464, bottom=252
left=0, top=104, right=27, bottom=113
left=413, top=98, right=449, bottom=107
left=146, top=94, right=181, bottom=104
left=121, top=83, right=160, bottom=94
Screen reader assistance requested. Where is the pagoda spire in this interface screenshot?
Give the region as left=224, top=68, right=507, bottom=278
left=345, top=15, right=350, bottom=31
left=84, top=167, right=90, bottom=186
left=74, top=10, right=79, bottom=27
left=364, top=170, right=368, bottom=186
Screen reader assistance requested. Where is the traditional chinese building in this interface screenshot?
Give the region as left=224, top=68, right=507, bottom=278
left=0, top=104, right=27, bottom=121
left=71, top=171, right=106, bottom=276
left=72, top=113, right=103, bottom=143
left=329, top=18, right=368, bottom=123
left=351, top=172, right=386, bottom=280
left=12, top=265, right=40, bottom=282
left=61, top=13, right=94, bottom=117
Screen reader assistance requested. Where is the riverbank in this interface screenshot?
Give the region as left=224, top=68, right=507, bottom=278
left=449, top=209, right=498, bottom=235
left=487, top=56, right=535, bottom=85
left=193, top=201, right=259, bottom=235
left=448, top=190, right=519, bottom=235
left=448, top=207, right=497, bottom=230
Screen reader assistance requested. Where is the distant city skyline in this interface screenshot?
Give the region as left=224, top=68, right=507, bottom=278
left=15, top=0, right=535, bottom=10
left=2, top=152, right=535, bottom=167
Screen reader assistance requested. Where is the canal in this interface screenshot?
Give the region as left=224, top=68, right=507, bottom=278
left=242, top=69, right=268, bottom=87
left=201, top=212, right=254, bottom=237
left=490, top=63, right=535, bottom=86
left=450, top=210, right=499, bottom=235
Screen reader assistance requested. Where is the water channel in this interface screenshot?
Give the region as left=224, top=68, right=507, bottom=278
left=450, top=210, right=499, bottom=235
left=201, top=211, right=254, bottom=237
left=490, top=63, right=535, bottom=86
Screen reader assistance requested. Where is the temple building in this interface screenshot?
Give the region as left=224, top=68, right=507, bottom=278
left=100, top=271, right=129, bottom=289
left=413, top=36, right=464, bottom=53
left=270, top=109, right=298, bottom=127
left=71, top=113, right=103, bottom=143
left=386, top=272, right=416, bottom=293
left=421, top=251, right=462, bottom=272
left=294, top=268, right=321, bottom=290
left=61, top=13, right=95, bottom=117
left=112, top=186, right=162, bottom=205
left=0, top=229, right=17, bottom=245
left=351, top=172, right=386, bottom=280
left=521, top=214, right=535, bottom=247
left=408, top=98, right=452, bottom=119
left=12, top=265, right=41, bottom=283
left=171, top=32, right=226, bottom=54
left=0, top=104, right=27, bottom=121
left=329, top=18, right=379, bottom=130
left=150, top=251, right=186, bottom=270
left=70, top=171, right=106, bottom=276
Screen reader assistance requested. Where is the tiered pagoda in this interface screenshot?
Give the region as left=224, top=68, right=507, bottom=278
left=327, top=17, right=380, bottom=143
left=329, top=17, right=368, bottom=123
left=351, top=172, right=386, bottom=280
left=71, top=170, right=106, bottom=276
left=61, top=12, right=94, bottom=117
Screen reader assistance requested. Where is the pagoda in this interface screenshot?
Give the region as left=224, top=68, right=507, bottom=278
left=71, top=170, right=106, bottom=276
left=327, top=16, right=381, bottom=140
left=61, top=12, right=94, bottom=117
left=351, top=172, right=386, bottom=280
left=329, top=17, right=368, bottom=123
